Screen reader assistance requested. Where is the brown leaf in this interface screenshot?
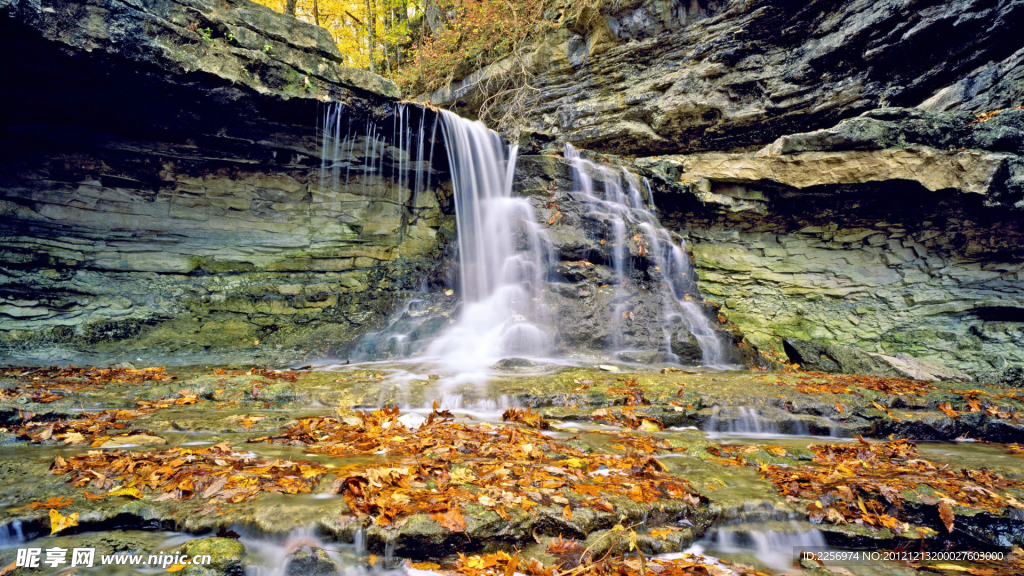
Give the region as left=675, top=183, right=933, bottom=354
left=17, top=496, right=73, bottom=510
left=504, top=554, right=519, bottom=576
left=939, top=501, right=955, bottom=533
left=938, top=402, right=959, bottom=419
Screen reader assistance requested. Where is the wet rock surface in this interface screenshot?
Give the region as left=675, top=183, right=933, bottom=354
left=624, top=108, right=1024, bottom=378
left=0, top=0, right=457, bottom=365
left=0, top=363, right=1021, bottom=575
left=512, top=154, right=748, bottom=364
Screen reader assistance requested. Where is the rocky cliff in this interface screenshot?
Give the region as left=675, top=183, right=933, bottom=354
left=642, top=108, right=1024, bottom=376
left=434, top=0, right=1024, bottom=155
left=431, top=0, right=1024, bottom=378
left=0, top=0, right=453, bottom=364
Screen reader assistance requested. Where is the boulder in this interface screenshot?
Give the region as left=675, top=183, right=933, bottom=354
left=285, top=546, right=339, bottom=576
left=177, top=537, right=245, bottom=576
left=783, top=339, right=971, bottom=382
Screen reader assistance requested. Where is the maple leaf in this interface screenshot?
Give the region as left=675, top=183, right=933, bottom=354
left=431, top=507, right=466, bottom=532
left=547, top=535, right=581, bottom=554
left=17, top=496, right=73, bottom=510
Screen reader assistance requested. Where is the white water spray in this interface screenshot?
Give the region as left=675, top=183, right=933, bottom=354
left=424, top=111, right=553, bottom=371
left=564, top=144, right=728, bottom=366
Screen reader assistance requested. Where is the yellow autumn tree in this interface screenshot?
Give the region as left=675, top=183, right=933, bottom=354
left=253, top=0, right=416, bottom=72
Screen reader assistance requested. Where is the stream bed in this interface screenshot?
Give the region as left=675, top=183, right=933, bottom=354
left=1, top=362, right=1022, bottom=576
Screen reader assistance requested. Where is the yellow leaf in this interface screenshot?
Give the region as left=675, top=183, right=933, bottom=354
left=109, top=487, right=143, bottom=499
left=167, top=563, right=188, bottom=572
left=368, top=554, right=377, bottom=567
left=49, top=508, right=79, bottom=535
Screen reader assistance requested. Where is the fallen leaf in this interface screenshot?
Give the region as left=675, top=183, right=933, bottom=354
left=49, top=508, right=79, bottom=535
left=17, top=496, right=73, bottom=510
left=430, top=507, right=466, bottom=532
left=939, top=501, right=955, bottom=533
left=109, top=487, right=142, bottom=499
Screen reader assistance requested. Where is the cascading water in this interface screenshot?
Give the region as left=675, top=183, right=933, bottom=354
left=422, top=111, right=553, bottom=371
left=318, top=102, right=730, bottom=370
left=705, top=407, right=775, bottom=435
left=564, top=144, right=728, bottom=366
left=711, top=526, right=827, bottom=573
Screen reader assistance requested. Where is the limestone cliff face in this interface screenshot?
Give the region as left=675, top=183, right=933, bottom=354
left=0, top=0, right=452, bottom=364
left=433, top=0, right=1024, bottom=156
left=640, top=109, right=1024, bottom=376
left=432, top=0, right=1024, bottom=377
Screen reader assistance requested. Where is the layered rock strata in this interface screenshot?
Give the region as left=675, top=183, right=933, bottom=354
left=0, top=0, right=453, bottom=364
left=432, top=0, right=1024, bottom=156
left=642, top=109, right=1024, bottom=376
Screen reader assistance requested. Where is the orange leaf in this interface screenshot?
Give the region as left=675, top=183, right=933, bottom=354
left=430, top=507, right=466, bottom=532
left=17, top=496, right=73, bottom=510
left=939, top=501, right=955, bottom=533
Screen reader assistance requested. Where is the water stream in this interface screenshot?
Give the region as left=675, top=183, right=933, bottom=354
left=318, top=103, right=733, bottom=376
left=563, top=144, right=728, bottom=366
left=423, top=111, right=553, bottom=372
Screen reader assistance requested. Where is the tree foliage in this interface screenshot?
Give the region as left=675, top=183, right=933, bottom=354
left=254, top=0, right=415, bottom=73
left=255, top=0, right=552, bottom=98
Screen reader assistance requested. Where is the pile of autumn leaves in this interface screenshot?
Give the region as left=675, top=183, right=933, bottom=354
left=253, top=405, right=704, bottom=528
left=768, top=371, right=1024, bottom=424
left=0, top=365, right=174, bottom=405
left=714, top=437, right=1024, bottom=538
left=37, top=400, right=764, bottom=576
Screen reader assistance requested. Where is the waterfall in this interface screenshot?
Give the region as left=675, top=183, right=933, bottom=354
left=317, top=102, right=729, bottom=369
left=424, top=111, right=553, bottom=370
left=564, top=144, right=728, bottom=366
left=713, top=526, right=826, bottom=572
left=705, top=407, right=775, bottom=435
